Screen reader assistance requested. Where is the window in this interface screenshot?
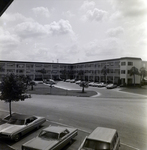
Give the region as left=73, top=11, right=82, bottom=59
left=112, top=133, right=118, bottom=148
left=60, top=129, right=69, bottom=138
left=121, top=62, right=126, bottom=66
left=39, top=131, right=59, bottom=139
left=121, top=70, right=125, bottom=74
left=83, top=139, right=110, bottom=149
left=35, top=65, right=42, bottom=68
left=128, top=62, right=133, bottom=66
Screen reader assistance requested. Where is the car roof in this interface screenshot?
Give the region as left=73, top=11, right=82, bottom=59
left=87, top=127, right=117, bottom=143
left=43, top=126, right=68, bottom=134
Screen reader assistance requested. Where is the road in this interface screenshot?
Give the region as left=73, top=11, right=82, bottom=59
left=0, top=82, right=147, bottom=150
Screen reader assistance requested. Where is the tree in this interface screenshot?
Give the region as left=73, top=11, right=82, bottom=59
left=38, top=68, right=47, bottom=80
left=101, top=65, right=109, bottom=83
left=0, top=74, right=31, bottom=116
left=129, top=66, right=139, bottom=86
left=78, top=70, right=84, bottom=80
left=19, top=75, right=32, bottom=88
left=140, top=67, right=147, bottom=85
left=29, top=80, right=36, bottom=90
left=60, top=69, right=67, bottom=80
left=79, top=81, right=88, bottom=93
left=140, top=67, right=147, bottom=80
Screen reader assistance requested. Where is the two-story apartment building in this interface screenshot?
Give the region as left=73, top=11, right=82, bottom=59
left=0, top=57, right=147, bottom=85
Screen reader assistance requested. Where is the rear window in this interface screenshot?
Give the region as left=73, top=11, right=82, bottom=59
left=83, top=139, right=110, bottom=150
left=39, top=131, right=59, bottom=140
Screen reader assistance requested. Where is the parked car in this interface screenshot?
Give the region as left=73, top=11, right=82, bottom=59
left=93, top=82, right=100, bottom=87
left=75, top=80, right=81, bottom=84
left=44, top=79, right=56, bottom=84
left=88, top=82, right=95, bottom=86
left=0, top=113, right=46, bottom=141
left=65, top=79, right=71, bottom=82
left=78, top=127, right=120, bottom=150
left=70, top=79, right=76, bottom=83
left=106, top=84, right=117, bottom=89
left=97, top=82, right=107, bottom=87
left=22, top=125, right=78, bottom=150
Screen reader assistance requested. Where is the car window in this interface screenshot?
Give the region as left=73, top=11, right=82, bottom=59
left=15, top=119, right=25, bottom=125
left=39, top=131, right=59, bottom=140
left=112, top=132, right=118, bottom=148
left=83, top=139, right=110, bottom=150
left=60, top=129, right=69, bottom=138
left=3, top=115, right=11, bottom=121
left=26, top=117, right=37, bottom=124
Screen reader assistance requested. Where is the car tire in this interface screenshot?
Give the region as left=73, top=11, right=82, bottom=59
left=13, top=133, right=21, bottom=142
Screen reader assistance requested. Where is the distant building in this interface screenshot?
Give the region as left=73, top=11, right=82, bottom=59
left=0, top=57, right=146, bottom=85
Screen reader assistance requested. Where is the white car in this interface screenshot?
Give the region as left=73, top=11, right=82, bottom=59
left=22, top=126, right=78, bottom=150
left=75, top=80, right=81, bottom=84
left=78, top=127, right=120, bottom=150
left=0, top=113, right=46, bottom=141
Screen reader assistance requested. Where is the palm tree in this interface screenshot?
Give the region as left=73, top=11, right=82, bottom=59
left=140, top=67, right=147, bottom=85
left=129, top=66, right=139, bottom=86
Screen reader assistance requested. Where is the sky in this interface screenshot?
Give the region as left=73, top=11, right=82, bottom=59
left=0, top=0, right=147, bottom=63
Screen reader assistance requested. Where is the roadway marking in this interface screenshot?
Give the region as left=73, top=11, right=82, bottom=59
left=0, top=109, right=141, bottom=150
left=121, top=142, right=140, bottom=150
left=47, top=120, right=140, bottom=150
left=47, top=120, right=91, bottom=134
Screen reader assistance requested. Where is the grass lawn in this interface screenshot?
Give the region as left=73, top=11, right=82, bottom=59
left=26, top=83, right=97, bottom=97
left=120, top=86, right=147, bottom=96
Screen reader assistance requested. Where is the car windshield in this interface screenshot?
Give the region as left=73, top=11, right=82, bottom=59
left=8, top=118, right=25, bottom=125
left=83, top=139, right=110, bottom=150
left=39, top=131, right=59, bottom=140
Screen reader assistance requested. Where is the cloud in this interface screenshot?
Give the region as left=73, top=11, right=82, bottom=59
left=2, top=13, right=34, bottom=23
left=110, top=11, right=123, bottom=21
left=47, top=19, right=75, bottom=36
left=51, top=43, right=79, bottom=62
left=62, top=11, right=75, bottom=18
left=15, top=21, right=48, bottom=39
left=80, top=0, right=95, bottom=11
left=109, top=0, right=147, bottom=18
left=137, top=39, right=147, bottom=46
left=83, top=8, right=108, bottom=22
left=32, top=7, right=50, bottom=18
left=12, top=18, right=76, bottom=41
left=0, top=27, right=20, bottom=50
left=106, top=27, right=124, bottom=37
left=84, top=38, right=123, bottom=59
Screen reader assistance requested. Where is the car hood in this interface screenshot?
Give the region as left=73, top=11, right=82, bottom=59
left=23, top=137, right=59, bottom=150
left=0, top=123, right=25, bottom=134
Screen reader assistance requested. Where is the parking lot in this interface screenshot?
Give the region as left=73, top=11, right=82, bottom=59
left=0, top=82, right=147, bottom=150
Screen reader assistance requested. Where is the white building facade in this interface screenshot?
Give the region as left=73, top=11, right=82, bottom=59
left=0, top=57, right=146, bottom=85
